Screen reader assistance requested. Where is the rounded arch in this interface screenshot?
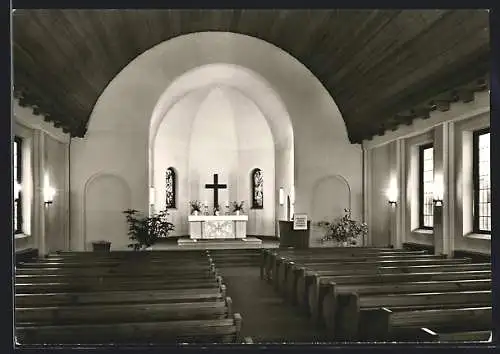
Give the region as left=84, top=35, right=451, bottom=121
left=310, top=174, right=352, bottom=219
left=149, top=63, right=294, bottom=150
left=73, top=30, right=361, bottom=245
left=83, top=172, right=131, bottom=250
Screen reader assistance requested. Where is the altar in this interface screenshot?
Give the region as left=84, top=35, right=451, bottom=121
left=188, top=215, right=248, bottom=240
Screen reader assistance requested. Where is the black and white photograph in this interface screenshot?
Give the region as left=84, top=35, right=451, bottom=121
left=11, top=8, right=493, bottom=347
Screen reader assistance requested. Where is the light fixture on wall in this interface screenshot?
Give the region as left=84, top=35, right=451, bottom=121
left=43, top=174, right=56, bottom=206
left=386, top=178, right=398, bottom=207
left=14, top=182, right=22, bottom=196
left=279, top=187, right=284, bottom=205
left=433, top=174, right=444, bottom=207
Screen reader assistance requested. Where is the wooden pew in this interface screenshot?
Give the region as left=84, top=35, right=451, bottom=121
left=261, top=248, right=415, bottom=280
left=263, top=249, right=427, bottom=281
left=16, top=313, right=244, bottom=344
left=329, top=290, right=492, bottom=340
left=16, top=296, right=234, bottom=325
left=15, top=271, right=217, bottom=284
left=16, top=264, right=216, bottom=277
left=278, top=256, right=473, bottom=295
left=18, top=258, right=212, bottom=269
left=279, top=254, right=456, bottom=295
left=300, top=264, right=490, bottom=318
left=425, top=329, right=492, bottom=342
left=16, top=284, right=227, bottom=307
left=358, top=306, right=492, bottom=342
left=15, top=275, right=223, bottom=294
left=47, top=250, right=208, bottom=258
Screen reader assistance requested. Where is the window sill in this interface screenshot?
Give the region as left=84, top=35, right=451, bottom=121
left=464, top=233, right=491, bottom=241
left=14, top=233, right=31, bottom=240
left=412, top=229, right=434, bottom=236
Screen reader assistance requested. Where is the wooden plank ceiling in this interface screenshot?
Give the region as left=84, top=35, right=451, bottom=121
left=12, top=9, right=490, bottom=143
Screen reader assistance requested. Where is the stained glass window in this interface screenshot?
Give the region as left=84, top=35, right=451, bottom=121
left=14, top=136, right=23, bottom=234
left=251, top=168, right=263, bottom=209
left=473, top=128, right=490, bottom=233
left=165, top=167, right=176, bottom=209
left=419, top=144, right=434, bottom=229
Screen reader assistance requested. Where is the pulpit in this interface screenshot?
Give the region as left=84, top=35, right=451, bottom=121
left=278, top=220, right=310, bottom=249
left=188, top=215, right=248, bottom=240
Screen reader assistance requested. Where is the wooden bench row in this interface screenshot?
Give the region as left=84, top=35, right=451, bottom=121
left=17, top=313, right=244, bottom=345
left=15, top=250, right=249, bottom=345
left=261, top=248, right=492, bottom=342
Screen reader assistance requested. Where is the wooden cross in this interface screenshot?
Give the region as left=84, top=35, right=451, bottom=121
left=205, top=174, right=227, bottom=208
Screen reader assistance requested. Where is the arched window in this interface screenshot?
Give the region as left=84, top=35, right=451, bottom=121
left=165, top=167, right=176, bottom=209
left=251, top=168, right=263, bottom=209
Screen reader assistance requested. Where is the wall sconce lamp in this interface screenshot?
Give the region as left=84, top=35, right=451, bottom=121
left=43, top=174, right=56, bottom=206
left=14, top=182, right=22, bottom=197
left=433, top=175, right=444, bottom=207
left=433, top=198, right=444, bottom=207
left=43, top=186, right=56, bottom=205
left=279, top=187, right=284, bottom=206
left=386, top=182, right=398, bottom=207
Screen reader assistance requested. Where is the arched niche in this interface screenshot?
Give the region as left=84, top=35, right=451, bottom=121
left=84, top=173, right=131, bottom=250
left=310, top=174, right=351, bottom=246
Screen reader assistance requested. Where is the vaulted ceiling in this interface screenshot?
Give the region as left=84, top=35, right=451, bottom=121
left=12, top=9, right=490, bottom=143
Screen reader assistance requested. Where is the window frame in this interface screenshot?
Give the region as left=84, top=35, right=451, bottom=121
left=418, top=143, right=434, bottom=230
left=165, top=167, right=177, bottom=209
left=14, top=136, right=23, bottom=234
left=250, top=168, right=264, bottom=209
left=472, top=127, right=491, bottom=234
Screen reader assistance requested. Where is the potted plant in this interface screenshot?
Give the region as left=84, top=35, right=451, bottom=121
left=91, top=240, right=111, bottom=252
left=232, top=201, right=245, bottom=215
left=123, top=209, right=175, bottom=251
left=189, top=200, right=202, bottom=215
left=316, top=208, right=368, bottom=247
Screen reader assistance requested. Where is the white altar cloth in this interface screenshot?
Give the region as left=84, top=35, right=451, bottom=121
left=188, top=215, right=248, bottom=240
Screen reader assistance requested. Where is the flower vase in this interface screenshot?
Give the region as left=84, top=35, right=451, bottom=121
left=193, top=210, right=199, bottom=216
left=235, top=210, right=240, bottom=216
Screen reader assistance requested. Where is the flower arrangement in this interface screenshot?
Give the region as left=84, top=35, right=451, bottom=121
left=123, top=209, right=175, bottom=250
left=232, top=201, right=245, bottom=213
left=317, top=208, right=368, bottom=246
left=189, top=200, right=203, bottom=214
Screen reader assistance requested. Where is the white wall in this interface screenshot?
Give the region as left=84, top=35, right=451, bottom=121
left=153, top=86, right=275, bottom=236
left=363, top=90, right=490, bottom=255
left=13, top=100, right=70, bottom=255
left=70, top=32, right=363, bottom=250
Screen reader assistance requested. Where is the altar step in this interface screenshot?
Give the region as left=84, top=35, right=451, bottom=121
left=176, top=237, right=265, bottom=250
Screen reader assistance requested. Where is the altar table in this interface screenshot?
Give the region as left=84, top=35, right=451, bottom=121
left=187, top=215, right=248, bottom=240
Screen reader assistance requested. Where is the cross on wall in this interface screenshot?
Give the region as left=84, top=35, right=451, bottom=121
left=205, top=173, right=227, bottom=209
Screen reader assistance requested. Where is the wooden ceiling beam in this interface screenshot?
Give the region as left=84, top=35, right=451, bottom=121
left=351, top=49, right=490, bottom=140
left=12, top=9, right=490, bottom=142
left=336, top=10, right=484, bottom=102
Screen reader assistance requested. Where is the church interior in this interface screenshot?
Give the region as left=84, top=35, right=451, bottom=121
left=12, top=9, right=493, bottom=345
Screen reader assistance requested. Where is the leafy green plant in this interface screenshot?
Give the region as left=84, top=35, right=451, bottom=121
left=123, top=209, right=175, bottom=250
left=189, top=200, right=202, bottom=214
left=232, top=201, right=245, bottom=213
left=317, top=208, right=368, bottom=245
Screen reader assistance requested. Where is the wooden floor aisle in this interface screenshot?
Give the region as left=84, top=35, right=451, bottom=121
left=218, top=266, right=330, bottom=344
